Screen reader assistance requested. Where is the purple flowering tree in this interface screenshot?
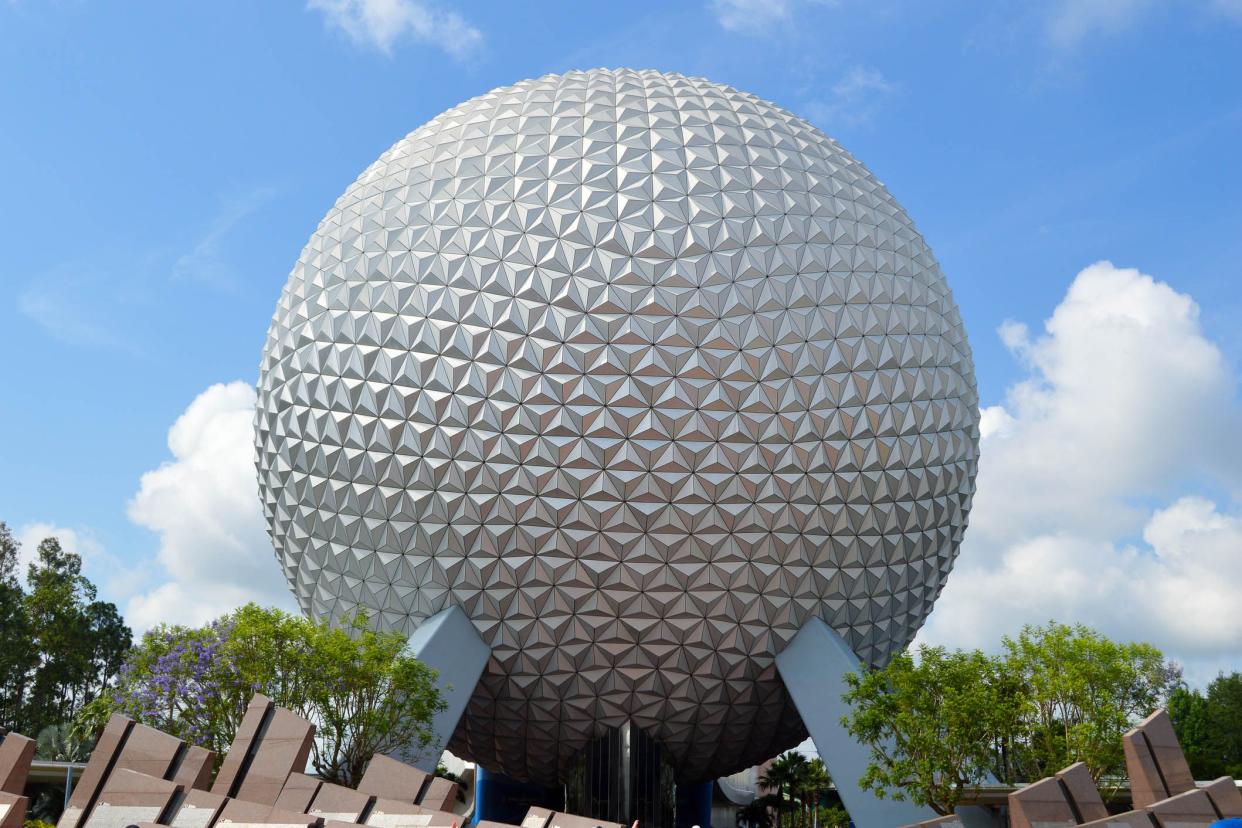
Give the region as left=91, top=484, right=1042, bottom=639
left=76, top=604, right=444, bottom=785
left=77, top=619, right=255, bottom=758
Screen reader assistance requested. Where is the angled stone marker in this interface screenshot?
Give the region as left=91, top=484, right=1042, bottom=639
left=364, top=797, right=457, bottom=828
left=84, top=768, right=183, bottom=828
left=58, top=716, right=134, bottom=828
left=214, top=798, right=318, bottom=828
left=59, top=715, right=209, bottom=828
left=275, top=773, right=323, bottom=814
left=213, top=696, right=275, bottom=799
left=1146, top=788, right=1220, bottom=827
left=172, top=745, right=217, bottom=792
left=309, top=780, right=373, bottom=824
left=1009, top=777, right=1077, bottom=828
left=519, top=808, right=552, bottom=828
left=358, top=755, right=429, bottom=804
left=1203, top=776, right=1242, bottom=818
left=276, top=773, right=326, bottom=814
left=416, top=778, right=457, bottom=812
left=0, top=792, right=29, bottom=828
left=167, top=789, right=229, bottom=828
left=212, top=695, right=315, bottom=806
left=1054, top=762, right=1110, bottom=824
left=0, top=733, right=35, bottom=795
left=1077, top=812, right=1156, bottom=828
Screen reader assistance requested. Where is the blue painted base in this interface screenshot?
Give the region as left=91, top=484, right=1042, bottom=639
left=472, top=766, right=561, bottom=826
left=675, top=780, right=713, bottom=828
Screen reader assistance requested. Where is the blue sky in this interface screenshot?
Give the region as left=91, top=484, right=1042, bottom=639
left=2, top=0, right=1241, bottom=678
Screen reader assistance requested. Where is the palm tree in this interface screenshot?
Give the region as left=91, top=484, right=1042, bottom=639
left=795, top=758, right=833, bottom=828
left=759, top=751, right=808, bottom=828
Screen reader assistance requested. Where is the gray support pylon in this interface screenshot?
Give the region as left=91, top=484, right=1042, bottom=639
left=402, top=606, right=491, bottom=771
left=775, top=617, right=937, bottom=828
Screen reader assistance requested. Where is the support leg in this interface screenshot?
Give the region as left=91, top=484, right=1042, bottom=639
left=775, top=618, right=936, bottom=828
left=403, top=605, right=491, bottom=771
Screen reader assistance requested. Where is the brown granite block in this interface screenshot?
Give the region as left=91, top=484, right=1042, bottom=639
left=1147, top=789, right=1219, bottom=827
left=173, top=745, right=217, bottom=791
left=121, top=723, right=187, bottom=780
left=1009, top=776, right=1078, bottom=828
left=546, top=812, right=626, bottom=828
left=310, top=781, right=373, bottom=824
left=0, top=792, right=29, bottom=828
left=1140, top=711, right=1196, bottom=799
left=1056, top=761, right=1110, bottom=823
left=1203, top=776, right=1242, bottom=818
left=358, top=756, right=429, bottom=804
left=0, top=733, right=34, bottom=796
left=323, top=821, right=368, bottom=828
left=901, top=817, right=964, bottom=827
left=212, top=695, right=276, bottom=798
left=86, top=768, right=183, bottom=828
left=168, top=789, right=229, bottom=828
left=1078, top=812, right=1157, bottom=827
left=215, top=798, right=318, bottom=828
left=1125, top=726, right=1169, bottom=810
left=234, top=707, right=315, bottom=806
left=475, top=821, right=520, bottom=828
left=276, top=774, right=324, bottom=814
left=519, top=808, right=553, bottom=828
left=58, top=715, right=135, bottom=828
left=363, top=797, right=456, bottom=828
left=416, top=779, right=457, bottom=812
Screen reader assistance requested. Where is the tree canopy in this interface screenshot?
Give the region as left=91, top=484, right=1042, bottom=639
left=0, top=522, right=131, bottom=742
left=1169, top=672, right=1242, bottom=780
left=82, top=603, right=446, bottom=785
left=842, top=622, right=1181, bottom=813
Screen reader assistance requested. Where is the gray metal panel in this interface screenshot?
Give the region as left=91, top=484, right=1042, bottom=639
left=255, top=68, right=980, bottom=786
left=776, top=617, right=935, bottom=828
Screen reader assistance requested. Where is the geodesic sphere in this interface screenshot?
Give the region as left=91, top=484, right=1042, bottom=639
left=254, top=68, right=979, bottom=786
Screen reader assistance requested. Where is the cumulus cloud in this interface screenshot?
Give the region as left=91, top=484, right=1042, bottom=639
left=125, top=381, right=294, bottom=631
left=308, top=0, right=482, bottom=59
left=921, top=262, right=1242, bottom=683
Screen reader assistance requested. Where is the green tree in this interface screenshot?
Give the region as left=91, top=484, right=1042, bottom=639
left=795, top=758, right=833, bottom=828
left=1002, top=622, right=1178, bottom=783
left=90, top=604, right=446, bottom=786
left=842, top=645, right=1025, bottom=815
left=1168, top=686, right=1217, bottom=779
left=24, top=537, right=131, bottom=736
left=759, top=752, right=807, bottom=828
left=0, top=523, right=37, bottom=731
left=1204, top=673, right=1242, bottom=778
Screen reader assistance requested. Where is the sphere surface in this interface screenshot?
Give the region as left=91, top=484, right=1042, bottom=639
left=255, top=69, right=979, bottom=786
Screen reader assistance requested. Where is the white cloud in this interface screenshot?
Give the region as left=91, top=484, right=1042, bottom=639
left=801, top=66, right=895, bottom=129
left=125, top=381, right=295, bottom=631
left=308, top=0, right=482, bottom=59
left=1046, top=0, right=1157, bottom=48
left=709, top=0, right=838, bottom=33
left=921, top=262, right=1242, bottom=683
left=17, top=266, right=139, bottom=352
left=710, top=0, right=792, bottom=31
